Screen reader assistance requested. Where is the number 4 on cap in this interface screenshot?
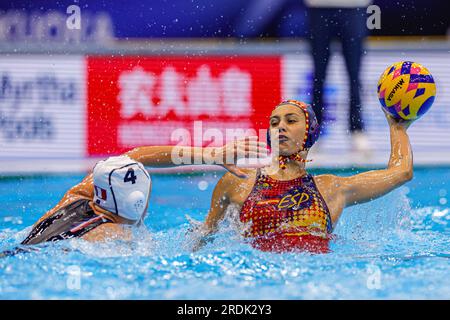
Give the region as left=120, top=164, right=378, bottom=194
left=124, top=168, right=137, bottom=184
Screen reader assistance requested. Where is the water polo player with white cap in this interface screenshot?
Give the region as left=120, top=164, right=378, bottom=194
left=20, top=139, right=267, bottom=245
left=21, top=156, right=151, bottom=244
left=193, top=100, right=415, bottom=253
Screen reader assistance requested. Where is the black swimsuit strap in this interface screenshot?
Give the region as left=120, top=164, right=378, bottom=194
left=255, top=168, right=264, bottom=180
left=21, top=199, right=112, bottom=245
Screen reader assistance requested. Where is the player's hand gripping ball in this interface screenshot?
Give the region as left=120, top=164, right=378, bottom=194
left=377, top=61, right=436, bottom=120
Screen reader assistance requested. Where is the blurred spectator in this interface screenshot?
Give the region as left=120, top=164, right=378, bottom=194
left=305, top=0, right=371, bottom=152
left=234, top=0, right=308, bottom=38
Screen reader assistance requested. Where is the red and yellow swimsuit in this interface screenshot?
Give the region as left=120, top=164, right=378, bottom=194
left=240, top=171, right=333, bottom=253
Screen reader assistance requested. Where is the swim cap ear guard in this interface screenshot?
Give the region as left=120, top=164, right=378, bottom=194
left=123, top=190, right=147, bottom=221
left=267, top=100, right=320, bottom=150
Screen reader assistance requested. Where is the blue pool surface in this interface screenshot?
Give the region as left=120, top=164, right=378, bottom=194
left=0, top=167, right=449, bottom=299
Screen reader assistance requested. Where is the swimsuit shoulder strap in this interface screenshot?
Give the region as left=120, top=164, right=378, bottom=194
left=307, top=173, right=334, bottom=233
left=255, top=168, right=262, bottom=179
left=254, top=168, right=266, bottom=183
left=301, top=172, right=314, bottom=184
left=21, top=198, right=112, bottom=245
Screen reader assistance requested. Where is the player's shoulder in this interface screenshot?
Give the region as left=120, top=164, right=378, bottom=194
left=222, top=168, right=257, bottom=183
left=219, top=169, right=257, bottom=193
left=312, top=173, right=344, bottom=187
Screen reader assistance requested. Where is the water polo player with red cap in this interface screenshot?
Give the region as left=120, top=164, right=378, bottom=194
left=193, top=99, right=415, bottom=253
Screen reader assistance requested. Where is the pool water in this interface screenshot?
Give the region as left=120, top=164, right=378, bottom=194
left=0, top=168, right=449, bottom=299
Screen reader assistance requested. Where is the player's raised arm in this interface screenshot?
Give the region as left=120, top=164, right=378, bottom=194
left=336, top=112, right=414, bottom=207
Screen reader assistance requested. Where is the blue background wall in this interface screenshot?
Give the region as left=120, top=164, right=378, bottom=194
left=0, top=0, right=448, bottom=39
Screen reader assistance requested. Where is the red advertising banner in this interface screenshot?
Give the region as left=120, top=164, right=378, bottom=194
left=87, top=56, right=281, bottom=156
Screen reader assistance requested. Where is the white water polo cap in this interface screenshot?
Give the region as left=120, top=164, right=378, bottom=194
left=93, top=155, right=151, bottom=221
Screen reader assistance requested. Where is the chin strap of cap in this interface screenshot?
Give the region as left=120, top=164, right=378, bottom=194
left=278, top=150, right=312, bottom=170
